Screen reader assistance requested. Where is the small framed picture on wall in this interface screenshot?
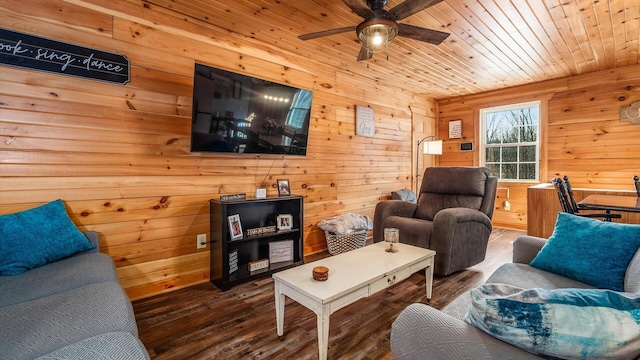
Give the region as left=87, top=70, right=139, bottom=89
left=448, top=119, right=462, bottom=139
left=277, top=179, right=291, bottom=197
left=228, top=214, right=243, bottom=240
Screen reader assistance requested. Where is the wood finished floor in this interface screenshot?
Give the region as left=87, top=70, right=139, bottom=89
left=133, top=227, right=524, bottom=360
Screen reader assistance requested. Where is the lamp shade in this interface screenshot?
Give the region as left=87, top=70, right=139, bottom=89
left=423, top=140, right=443, bottom=155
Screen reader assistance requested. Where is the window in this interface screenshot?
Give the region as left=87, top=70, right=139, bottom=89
left=480, top=101, right=540, bottom=181
left=286, top=89, right=312, bottom=128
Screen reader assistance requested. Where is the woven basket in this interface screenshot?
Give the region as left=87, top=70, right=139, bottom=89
left=324, top=230, right=367, bottom=255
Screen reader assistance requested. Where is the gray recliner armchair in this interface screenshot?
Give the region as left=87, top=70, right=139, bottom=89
left=373, top=166, right=498, bottom=276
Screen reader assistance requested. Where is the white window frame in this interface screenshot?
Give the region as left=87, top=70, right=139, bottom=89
left=479, top=101, right=541, bottom=182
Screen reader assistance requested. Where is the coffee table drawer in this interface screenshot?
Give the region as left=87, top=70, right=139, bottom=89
left=369, top=258, right=432, bottom=294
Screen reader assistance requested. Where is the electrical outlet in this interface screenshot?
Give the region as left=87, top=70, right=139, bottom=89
left=197, top=234, right=207, bottom=249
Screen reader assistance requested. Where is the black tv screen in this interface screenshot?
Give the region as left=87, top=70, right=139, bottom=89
left=191, top=63, right=312, bottom=156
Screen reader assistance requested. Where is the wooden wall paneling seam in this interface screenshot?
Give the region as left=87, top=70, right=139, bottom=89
left=390, top=46, right=489, bottom=96
left=566, top=65, right=640, bottom=89
left=469, top=108, right=479, bottom=167
left=610, top=0, right=631, bottom=67
left=0, top=83, right=190, bottom=116
left=575, top=0, right=612, bottom=69
left=0, top=96, right=189, bottom=134
left=0, top=65, right=193, bottom=102
left=539, top=97, right=549, bottom=184
left=392, top=18, right=501, bottom=92
left=117, top=257, right=210, bottom=291
left=560, top=0, right=601, bottom=71
left=542, top=0, right=594, bottom=73
left=62, top=0, right=309, bottom=73
left=508, top=0, right=574, bottom=76
left=529, top=0, right=583, bottom=74
left=478, top=0, right=559, bottom=79
left=452, top=0, right=544, bottom=81
left=548, top=98, right=640, bottom=115
left=623, top=2, right=640, bottom=66
left=1, top=0, right=114, bottom=38
left=0, top=119, right=189, bottom=148
left=123, top=271, right=210, bottom=301
left=438, top=0, right=534, bottom=79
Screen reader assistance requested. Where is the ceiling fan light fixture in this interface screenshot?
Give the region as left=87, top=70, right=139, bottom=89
left=297, top=0, right=449, bottom=61
left=357, top=18, right=398, bottom=54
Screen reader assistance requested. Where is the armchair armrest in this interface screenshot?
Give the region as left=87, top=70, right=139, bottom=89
left=430, top=208, right=493, bottom=275
left=433, top=207, right=492, bottom=227
left=512, top=235, right=547, bottom=264
left=373, top=200, right=417, bottom=242
left=391, top=303, right=541, bottom=360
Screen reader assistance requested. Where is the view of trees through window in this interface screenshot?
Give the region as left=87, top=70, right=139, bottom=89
left=481, top=102, right=539, bottom=180
left=286, top=89, right=312, bottom=128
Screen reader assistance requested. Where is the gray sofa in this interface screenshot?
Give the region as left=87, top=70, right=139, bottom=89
left=0, top=231, right=149, bottom=360
left=391, top=234, right=640, bottom=359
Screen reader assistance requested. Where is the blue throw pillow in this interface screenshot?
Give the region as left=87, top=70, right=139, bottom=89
left=530, top=213, right=640, bottom=291
left=0, top=199, right=95, bottom=276
left=464, top=284, right=640, bottom=359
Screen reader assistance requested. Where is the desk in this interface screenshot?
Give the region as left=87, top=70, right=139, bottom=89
left=578, top=194, right=640, bottom=213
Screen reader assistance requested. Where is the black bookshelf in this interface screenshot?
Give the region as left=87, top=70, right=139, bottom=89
left=209, top=195, right=304, bottom=290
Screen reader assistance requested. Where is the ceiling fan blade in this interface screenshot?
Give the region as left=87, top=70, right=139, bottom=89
left=397, top=23, right=449, bottom=45
left=388, top=0, right=444, bottom=21
left=357, top=44, right=373, bottom=61
left=298, top=26, right=356, bottom=40
left=342, top=0, right=375, bottom=19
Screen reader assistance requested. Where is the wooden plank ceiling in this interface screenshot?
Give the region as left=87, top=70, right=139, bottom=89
left=143, top=0, right=640, bottom=99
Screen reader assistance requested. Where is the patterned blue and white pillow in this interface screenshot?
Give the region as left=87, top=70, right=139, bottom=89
left=464, top=284, right=640, bottom=359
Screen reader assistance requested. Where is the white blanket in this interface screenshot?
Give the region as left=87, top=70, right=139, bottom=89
left=317, top=213, right=373, bottom=235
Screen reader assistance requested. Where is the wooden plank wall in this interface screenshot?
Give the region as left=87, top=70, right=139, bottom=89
left=0, top=0, right=435, bottom=300
left=437, top=65, right=640, bottom=230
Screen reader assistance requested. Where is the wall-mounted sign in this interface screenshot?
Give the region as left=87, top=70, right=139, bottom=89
left=448, top=119, right=462, bottom=139
left=356, top=105, right=375, bottom=137
left=0, top=28, right=130, bottom=85
left=620, top=101, right=640, bottom=125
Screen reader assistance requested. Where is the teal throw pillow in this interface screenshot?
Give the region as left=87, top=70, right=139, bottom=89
left=0, top=199, right=95, bottom=276
left=464, top=284, right=640, bottom=359
left=530, top=212, right=640, bottom=291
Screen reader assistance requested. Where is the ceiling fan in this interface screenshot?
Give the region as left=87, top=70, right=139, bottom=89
left=298, top=0, right=450, bottom=61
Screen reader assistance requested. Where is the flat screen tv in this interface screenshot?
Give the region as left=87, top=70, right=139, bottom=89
left=191, top=63, right=313, bottom=156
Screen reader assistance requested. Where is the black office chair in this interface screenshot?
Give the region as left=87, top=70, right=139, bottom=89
left=634, top=175, right=639, bottom=197
left=552, top=176, right=621, bottom=222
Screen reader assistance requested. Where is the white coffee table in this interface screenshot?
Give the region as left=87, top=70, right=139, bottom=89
left=272, top=242, right=435, bottom=360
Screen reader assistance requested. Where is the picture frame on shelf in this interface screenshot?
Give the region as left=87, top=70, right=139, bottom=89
left=277, top=214, right=293, bottom=231
left=228, top=214, right=243, bottom=240
left=269, top=240, right=294, bottom=264
left=277, top=179, right=290, bottom=197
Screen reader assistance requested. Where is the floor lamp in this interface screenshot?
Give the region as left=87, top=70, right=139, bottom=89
left=415, top=136, right=443, bottom=193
